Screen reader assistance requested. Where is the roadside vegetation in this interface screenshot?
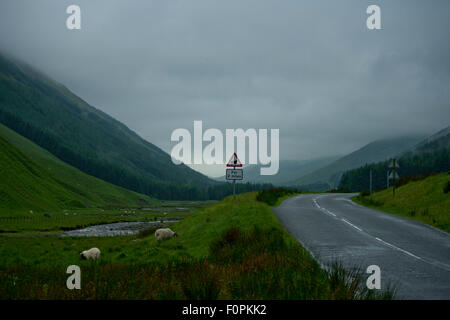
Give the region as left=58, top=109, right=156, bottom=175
left=256, top=188, right=299, bottom=206
left=339, top=149, right=449, bottom=192
left=353, top=173, right=450, bottom=233
left=0, top=192, right=394, bottom=299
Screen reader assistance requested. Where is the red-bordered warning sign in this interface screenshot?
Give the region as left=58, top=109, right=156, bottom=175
left=226, top=152, right=243, bottom=167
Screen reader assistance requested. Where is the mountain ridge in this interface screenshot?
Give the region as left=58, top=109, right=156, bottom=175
left=0, top=52, right=215, bottom=200
left=287, top=135, right=426, bottom=190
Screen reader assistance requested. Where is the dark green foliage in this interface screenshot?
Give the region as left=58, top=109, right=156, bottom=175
left=359, top=190, right=370, bottom=197
left=256, top=188, right=298, bottom=206
left=338, top=149, right=450, bottom=192
left=444, top=181, right=450, bottom=194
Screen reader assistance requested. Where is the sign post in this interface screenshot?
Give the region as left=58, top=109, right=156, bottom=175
left=226, top=153, right=243, bottom=200
left=388, top=159, right=400, bottom=197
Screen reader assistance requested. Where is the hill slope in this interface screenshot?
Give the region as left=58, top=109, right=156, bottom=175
left=353, top=173, right=450, bottom=233
left=338, top=125, right=450, bottom=192
left=287, top=136, right=425, bottom=190
left=0, top=53, right=214, bottom=200
left=0, top=123, right=156, bottom=212
left=402, top=125, right=450, bottom=157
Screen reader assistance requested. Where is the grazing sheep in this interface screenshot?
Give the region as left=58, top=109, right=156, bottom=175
left=80, top=247, right=101, bottom=260
left=29, top=210, right=33, bottom=214
left=155, top=228, right=178, bottom=241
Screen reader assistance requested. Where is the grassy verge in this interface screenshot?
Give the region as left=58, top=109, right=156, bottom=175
left=0, top=192, right=394, bottom=299
left=353, top=173, right=450, bottom=233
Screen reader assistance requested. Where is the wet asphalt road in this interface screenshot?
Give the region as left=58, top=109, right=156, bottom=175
left=273, top=193, right=450, bottom=299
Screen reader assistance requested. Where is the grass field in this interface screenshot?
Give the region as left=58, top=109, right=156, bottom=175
left=0, top=123, right=157, bottom=213
left=0, top=202, right=209, bottom=233
left=0, top=192, right=395, bottom=299
left=353, top=173, right=450, bottom=233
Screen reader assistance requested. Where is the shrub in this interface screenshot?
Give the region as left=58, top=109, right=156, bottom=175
left=359, top=190, right=370, bottom=197
left=256, top=188, right=297, bottom=206
left=443, top=181, right=450, bottom=194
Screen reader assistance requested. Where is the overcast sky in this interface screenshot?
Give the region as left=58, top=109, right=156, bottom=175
left=1, top=0, right=449, bottom=177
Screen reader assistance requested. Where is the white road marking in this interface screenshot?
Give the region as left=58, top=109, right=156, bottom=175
left=326, top=210, right=336, bottom=217
left=313, top=196, right=424, bottom=261
left=313, top=198, right=337, bottom=217
left=341, top=218, right=363, bottom=232
left=375, top=237, right=422, bottom=260
left=308, top=195, right=450, bottom=272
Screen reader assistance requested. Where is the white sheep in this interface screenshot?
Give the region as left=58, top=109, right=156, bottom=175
left=80, top=247, right=101, bottom=260
left=155, top=228, right=178, bottom=241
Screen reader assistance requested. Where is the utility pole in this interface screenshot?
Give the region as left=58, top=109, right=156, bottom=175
left=386, top=170, right=389, bottom=189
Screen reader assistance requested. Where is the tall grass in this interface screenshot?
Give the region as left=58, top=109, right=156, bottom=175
left=353, top=173, right=450, bottom=232
left=0, top=227, right=395, bottom=300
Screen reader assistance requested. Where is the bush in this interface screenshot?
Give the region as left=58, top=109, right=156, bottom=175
left=256, top=188, right=297, bottom=206
left=359, top=190, right=370, bottom=197
left=443, top=181, right=450, bottom=194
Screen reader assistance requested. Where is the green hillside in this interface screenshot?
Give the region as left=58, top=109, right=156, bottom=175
left=0, top=123, right=156, bottom=212
left=353, top=173, right=450, bottom=233
left=287, top=136, right=424, bottom=190
left=338, top=127, right=450, bottom=192
left=402, top=125, right=450, bottom=157
left=0, top=53, right=214, bottom=200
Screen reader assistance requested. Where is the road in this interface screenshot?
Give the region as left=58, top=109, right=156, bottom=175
left=273, top=193, right=450, bottom=299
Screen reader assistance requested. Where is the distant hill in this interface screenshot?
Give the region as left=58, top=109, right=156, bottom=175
left=0, top=123, right=156, bottom=212
left=0, top=53, right=215, bottom=200
left=338, top=125, right=450, bottom=192
left=287, top=136, right=425, bottom=190
left=402, top=125, right=450, bottom=157
left=216, top=157, right=340, bottom=186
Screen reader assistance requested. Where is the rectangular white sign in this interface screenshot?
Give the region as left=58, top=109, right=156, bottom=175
left=226, top=169, right=243, bottom=180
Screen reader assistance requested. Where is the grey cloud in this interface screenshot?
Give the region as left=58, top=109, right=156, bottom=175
left=0, top=0, right=449, bottom=177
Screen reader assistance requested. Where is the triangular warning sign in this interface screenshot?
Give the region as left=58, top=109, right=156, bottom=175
left=226, top=152, right=242, bottom=167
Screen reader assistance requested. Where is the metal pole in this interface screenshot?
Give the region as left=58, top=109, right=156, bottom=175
left=387, top=171, right=389, bottom=189
left=233, top=164, right=236, bottom=200
left=393, top=159, right=396, bottom=197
